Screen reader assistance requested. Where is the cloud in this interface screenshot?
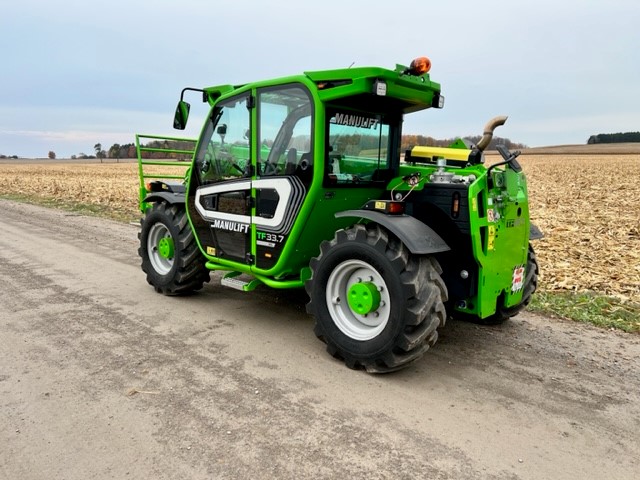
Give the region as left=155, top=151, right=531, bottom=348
left=1, top=0, right=638, bottom=154
left=0, top=105, right=189, bottom=157
left=0, top=129, right=130, bottom=142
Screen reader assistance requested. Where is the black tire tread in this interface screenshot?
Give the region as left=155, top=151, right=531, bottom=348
left=138, top=203, right=210, bottom=295
left=306, top=223, right=447, bottom=373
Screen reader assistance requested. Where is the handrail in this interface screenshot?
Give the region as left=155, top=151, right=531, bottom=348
left=135, top=133, right=197, bottom=211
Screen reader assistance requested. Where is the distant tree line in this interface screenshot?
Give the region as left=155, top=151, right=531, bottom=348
left=58, top=134, right=524, bottom=162
left=401, top=135, right=526, bottom=152
left=134, top=140, right=196, bottom=160
left=66, top=141, right=183, bottom=161
left=0, top=154, right=19, bottom=159
left=117, top=135, right=525, bottom=160
left=587, top=132, right=640, bottom=144
left=72, top=141, right=194, bottom=161
left=332, top=134, right=526, bottom=155
left=70, top=143, right=137, bottom=161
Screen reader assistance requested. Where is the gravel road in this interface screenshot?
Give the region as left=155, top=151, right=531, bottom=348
left=1, top=199, right=638, bottom=479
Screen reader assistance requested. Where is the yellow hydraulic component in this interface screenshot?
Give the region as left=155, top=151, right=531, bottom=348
left=408, top=145, right=472, bottom=162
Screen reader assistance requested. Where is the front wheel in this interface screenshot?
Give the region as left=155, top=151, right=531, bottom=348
left=138, top=202, right=210, bottom=295
left=306, top=224, right=447, bottom=373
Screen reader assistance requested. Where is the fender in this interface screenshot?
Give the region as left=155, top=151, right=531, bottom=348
left=335, top=210, right=450, bottom=255
left=530, top=223, right=544, bottom=240
left=143, top=191, right=186, bottom=205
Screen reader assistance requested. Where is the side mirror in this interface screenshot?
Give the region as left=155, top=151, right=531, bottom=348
left=173, top=100, right=191, bottom=130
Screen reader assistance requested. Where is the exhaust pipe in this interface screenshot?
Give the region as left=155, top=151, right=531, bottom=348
left=475, top=115, right=508, bottom=152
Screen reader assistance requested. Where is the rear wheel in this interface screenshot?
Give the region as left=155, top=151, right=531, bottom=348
left=138, top=202, right=210, bottom=295
left=306, top=224, right=447, bottom=373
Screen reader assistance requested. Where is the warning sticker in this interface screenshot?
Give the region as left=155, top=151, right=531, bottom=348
left=512, top=265, right=525, bottom=292
left=487, top=208, right=495, bottom=223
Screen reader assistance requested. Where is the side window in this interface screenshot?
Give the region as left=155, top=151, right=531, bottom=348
left=326, top=110, right=391, bottom=185
left=258, top=86, right=313, bottom=177
left=196, top=95, right=250, bottom=184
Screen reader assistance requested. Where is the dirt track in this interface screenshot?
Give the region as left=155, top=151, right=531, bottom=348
left=1, top=199, right=638, bottom=480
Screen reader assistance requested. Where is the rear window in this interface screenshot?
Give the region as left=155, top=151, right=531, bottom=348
left=325, top=109, right=392, bottom=185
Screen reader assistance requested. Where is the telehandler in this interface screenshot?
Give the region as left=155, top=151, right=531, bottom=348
left=136, top=57, right=540, bottom=372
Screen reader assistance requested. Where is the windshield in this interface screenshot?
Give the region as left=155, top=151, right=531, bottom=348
left=195, top=94, right=251, bottom=185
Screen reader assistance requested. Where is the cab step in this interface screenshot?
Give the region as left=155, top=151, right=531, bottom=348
left=221, top=272, right=261, bottom=292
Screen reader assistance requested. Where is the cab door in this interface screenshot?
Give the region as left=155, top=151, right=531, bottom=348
left=189, top=86, right=314, bottom=270
left=189, top=93, right=253, bottom=264
left=252, top=85, right=314, bottom=270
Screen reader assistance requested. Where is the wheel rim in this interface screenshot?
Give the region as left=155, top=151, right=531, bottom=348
left=148, top=223, right=174, bottom=275
left=325, top=259, right=391, bottom=341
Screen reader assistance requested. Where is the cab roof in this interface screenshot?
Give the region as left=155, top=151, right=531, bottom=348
left=204, top=62, right=442, bottom=114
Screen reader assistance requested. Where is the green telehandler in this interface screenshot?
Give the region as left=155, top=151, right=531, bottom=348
left=135, top=56, right=541, bottom=372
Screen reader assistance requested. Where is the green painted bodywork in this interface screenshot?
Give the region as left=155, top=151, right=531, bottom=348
left=136, top=133, right=194, bottom=212
left=136, top=61, right=533, bottom=319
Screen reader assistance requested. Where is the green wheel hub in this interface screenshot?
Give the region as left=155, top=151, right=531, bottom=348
left=325, top=258, right=391, bottom=341
left=348, top=282, right=381, bottom=315
left=158, top=237, right=174, bottom=259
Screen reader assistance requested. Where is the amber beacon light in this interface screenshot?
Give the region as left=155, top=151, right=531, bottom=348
left=407, top=56, right=431, bottom=75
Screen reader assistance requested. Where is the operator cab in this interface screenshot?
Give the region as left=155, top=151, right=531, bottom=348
left=184, top=57, right=443, bottom=273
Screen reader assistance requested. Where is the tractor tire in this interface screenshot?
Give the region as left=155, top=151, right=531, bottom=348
left=465, top=244, right=539, bottom=325
left=305, top=224, right=448, bottom=373
left=138, top=202, right=210, bottom=295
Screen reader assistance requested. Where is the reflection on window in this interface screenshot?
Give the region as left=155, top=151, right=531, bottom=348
left=258, top=86, right=312, bottom=176
left=326, top=110, right=390, bottom=185
left=198, top=95, right=250, bottom=183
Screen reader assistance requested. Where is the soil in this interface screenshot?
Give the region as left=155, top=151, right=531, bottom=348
left=1, top=199, right=638, bottom=479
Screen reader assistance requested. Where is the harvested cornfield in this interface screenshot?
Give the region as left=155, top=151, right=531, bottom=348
left=1, top=154, right=639, bottom=302
left=0, top=161, right=180, bottom=220
left=513, top=153, right=640, bottom=302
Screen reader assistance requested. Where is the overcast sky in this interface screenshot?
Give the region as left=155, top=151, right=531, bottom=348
left=1, top=0, right=638, bottom=157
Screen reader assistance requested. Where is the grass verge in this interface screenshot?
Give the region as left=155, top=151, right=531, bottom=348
left=0, top=194, right=138, bottom=223
left=528, top=291, right=640, bottom=333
